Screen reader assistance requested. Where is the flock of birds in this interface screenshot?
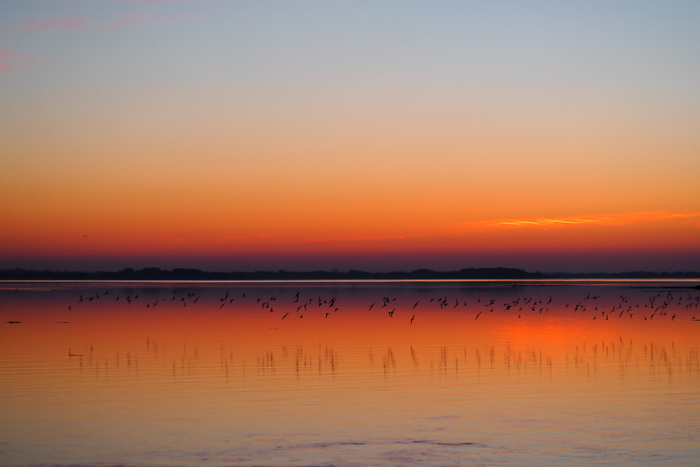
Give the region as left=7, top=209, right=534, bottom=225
left=3, top=285, right=700, bottom=326
left=6, top=285, right=699, bottom=326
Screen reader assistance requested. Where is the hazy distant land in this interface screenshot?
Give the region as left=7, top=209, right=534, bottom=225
left=1, top=267, right=699, bottom=281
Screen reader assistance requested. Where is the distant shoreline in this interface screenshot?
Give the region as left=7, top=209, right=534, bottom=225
left=1, top=267, right=699, bottom=281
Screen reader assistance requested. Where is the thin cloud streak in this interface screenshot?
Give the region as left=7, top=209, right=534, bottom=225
left=477, top=211, right=700, bottom=229
left=159, top=211, right=700, bottom=248
left=0, top=8, right=207, bottom=73
left=14, top=9, right=204, bottom=36
left=22, top=15, right=88, bottom=34
left=0, top=49, right=39, bottom=72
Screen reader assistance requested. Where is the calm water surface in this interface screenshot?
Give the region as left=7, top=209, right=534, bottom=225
left=1, top=280, right=699, bottom=466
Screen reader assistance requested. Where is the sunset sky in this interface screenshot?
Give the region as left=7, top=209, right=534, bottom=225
left=1, top=1, right=699, bottom=272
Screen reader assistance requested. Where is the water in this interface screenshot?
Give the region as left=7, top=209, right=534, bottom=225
left=1, top=280, right=699, bottom=466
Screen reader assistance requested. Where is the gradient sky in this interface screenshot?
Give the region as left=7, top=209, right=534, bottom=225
left=1, top=1, right=699, bottom=272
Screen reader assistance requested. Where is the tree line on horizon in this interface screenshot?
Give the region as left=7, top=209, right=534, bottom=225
left=0, top=267, right=699, bottom=281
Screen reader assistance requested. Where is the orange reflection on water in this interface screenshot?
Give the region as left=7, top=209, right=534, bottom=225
left=1, top=282, right=699, bottom=465
left=2, top=284, right=698, bottom=389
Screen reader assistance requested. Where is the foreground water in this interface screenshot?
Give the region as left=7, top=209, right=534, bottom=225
left=1, top=280, right=699, bottom=466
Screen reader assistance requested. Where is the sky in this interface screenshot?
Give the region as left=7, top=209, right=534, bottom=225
left=1, top=0, right=699, bottom=273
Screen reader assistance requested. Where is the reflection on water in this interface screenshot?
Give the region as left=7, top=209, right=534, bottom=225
left=1, top=281, right=699, bottom=466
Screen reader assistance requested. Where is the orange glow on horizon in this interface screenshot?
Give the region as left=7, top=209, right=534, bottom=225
left=1, top=207, right=698, bottom=266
